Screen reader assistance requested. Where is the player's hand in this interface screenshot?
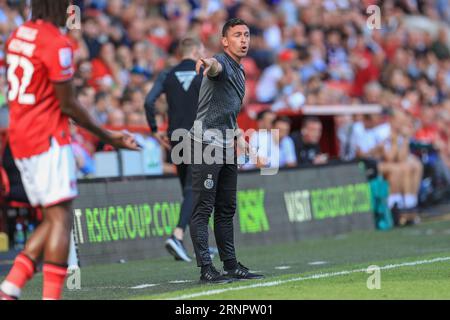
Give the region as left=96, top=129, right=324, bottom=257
left=256, top=158, right=268, bottom=168
left=152, top=131, right=172, bottom=150
left=236, top=136, right=249, bottom=169
left=236, top=135, right=260, bottom=169
left=236, top=134, right=248, bottom=154
left=196, top=58, right=218, bottom=76
left=107, top=130, right=141, bottom=151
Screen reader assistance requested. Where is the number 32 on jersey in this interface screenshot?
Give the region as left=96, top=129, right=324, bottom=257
left=7, top=54, right=36, bottom=105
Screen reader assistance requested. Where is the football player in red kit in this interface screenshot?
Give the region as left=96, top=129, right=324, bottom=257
left=0, top=0, right=139, bottom=300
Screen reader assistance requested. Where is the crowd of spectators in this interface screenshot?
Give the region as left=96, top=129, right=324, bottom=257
left=1, top=0, right=450, bottom=208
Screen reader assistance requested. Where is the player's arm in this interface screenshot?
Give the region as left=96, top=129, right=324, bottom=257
left=144, top=70, right=168, bottom=133
left=196, top=58, right=223, bottom=78
left=143, top=70, right=171, bottom=150
left=54, top=80, right=139, bottom=151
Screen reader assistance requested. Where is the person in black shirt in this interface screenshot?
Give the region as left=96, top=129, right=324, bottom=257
left=144, top=38, right=204, bottom=262
left=189, top=18, right=264, bottom=284
left=291, top=116, right=328, bottom=165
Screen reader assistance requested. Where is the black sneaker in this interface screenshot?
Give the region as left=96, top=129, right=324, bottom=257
left=223, top=262, right=264, bottom=281
left=165, top=236, right=192, bottom=262
left=200, top=265, right=233, bottom=284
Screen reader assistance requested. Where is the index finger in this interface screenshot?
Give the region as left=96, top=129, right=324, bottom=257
left=196, top=59, right=205, bottom=75
left=126, top=136, right=140, bottom=150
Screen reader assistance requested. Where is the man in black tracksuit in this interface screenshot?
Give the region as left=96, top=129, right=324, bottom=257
left=188, top=18, right=264, bottom=283
left=144, top=38, right=204, bottom=262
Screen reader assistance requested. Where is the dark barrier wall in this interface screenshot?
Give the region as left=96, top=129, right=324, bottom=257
left=72, top=162, right=373, bottom=266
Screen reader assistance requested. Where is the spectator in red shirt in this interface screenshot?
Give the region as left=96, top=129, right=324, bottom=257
left=415, top=107, right=439, bottom=144
left=88, top=42, right=121, bottom=92
left=350, top=36, right=381, bottom=98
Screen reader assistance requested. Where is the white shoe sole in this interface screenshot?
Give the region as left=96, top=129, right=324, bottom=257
left=165, top=238, right=192, bottom=262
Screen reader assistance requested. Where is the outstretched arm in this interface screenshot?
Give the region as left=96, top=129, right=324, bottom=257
left=196, top=57, right=223, bottom=77
left=54, top=80, right=139, bottom=151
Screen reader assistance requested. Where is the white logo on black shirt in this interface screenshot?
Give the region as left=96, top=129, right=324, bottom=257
left=204, top=174, right=214, bottom=190
left=175, top=71, right=197, bottom=91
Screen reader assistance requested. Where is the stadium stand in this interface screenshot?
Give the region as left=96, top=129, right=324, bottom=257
left=0, top=0, right=450, bottom=237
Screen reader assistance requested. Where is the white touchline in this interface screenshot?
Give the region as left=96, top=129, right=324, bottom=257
left=275, top=266, right=291, bottom=270
left=167, top=256, right=450, bottom=300
left=131, top=284, right=159, bottom=289
left=169, top=280, right=195, bottom=284
left=308, top=261, right=328, bottom=265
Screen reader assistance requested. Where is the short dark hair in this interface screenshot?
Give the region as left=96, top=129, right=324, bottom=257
left=76, top=86, right=92, bottom=98
left=222, top=18, right=249, bottom=37
left=256, top=110, right=274, bottom=121
left=179, top=38, right=202, bottom=56
left=95, top=91, right=108, bottom=103
left=301, top=116, right=321, bottom=128
left=273, top=116, right=292, bottom=126
left=32, top=0, right=71, bottom=27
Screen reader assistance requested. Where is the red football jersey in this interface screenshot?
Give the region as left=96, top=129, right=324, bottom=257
left=6, top=20, right=75, bottom=159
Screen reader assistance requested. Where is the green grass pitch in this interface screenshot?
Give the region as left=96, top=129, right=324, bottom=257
left=4, top=219, right=450, bottom=300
